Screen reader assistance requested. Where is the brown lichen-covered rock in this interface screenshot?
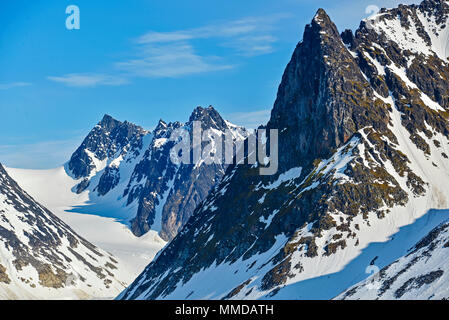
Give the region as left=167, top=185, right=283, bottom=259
left=0, top=264, right=11, bottom=284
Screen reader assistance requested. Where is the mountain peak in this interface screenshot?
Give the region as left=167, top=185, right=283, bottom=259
left=119, top=0, right=449, bottom=301
left=189, top=105, right=215, bottom=119
left=155, top=119, right=167, bottom=131
left=313, top=8, right=330, bottom=24
left=96, top=114, right=143, bottom=135
left=268, top=6, right=374, bottom=170
left=99, top=114, right=121, bottom=131
left=188, top=105, right=228, bottom=130
left=309, top=8, right=340, bottom=39
left=68, top=115, right=145, bottom=180
left=0, top=162, right=6, bottom=175
left=153, top=119, right=171, bottom=137
left=101, top=113, right=114, bottom=121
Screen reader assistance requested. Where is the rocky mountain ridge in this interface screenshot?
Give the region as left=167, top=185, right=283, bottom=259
left=67, top=106, right=247, bottom=241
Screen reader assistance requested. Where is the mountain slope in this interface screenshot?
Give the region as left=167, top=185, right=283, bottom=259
left=5, top=165, right=166, bottom=278
left=337, top=216, right=449, bottom=300
left=0, top=163, right=128, bottom=299
left=118, top=0, right=449, bottom=300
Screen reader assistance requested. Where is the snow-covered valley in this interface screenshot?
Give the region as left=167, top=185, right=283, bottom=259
left=5, top=166, right=166, bottom=280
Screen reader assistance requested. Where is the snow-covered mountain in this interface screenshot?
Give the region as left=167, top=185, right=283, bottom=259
left=5, top=165, right=166, bottom=279
left=337, top=216, right=449, bottom=300
left=118, top=0, right=449, bottom=300
left=0, top=163, right=128, bottom=299
left=6, top=106, right=247, bottom=280
left=65, top=106, right=247, bottom=241
left=6, top=107, right=246, bottom=281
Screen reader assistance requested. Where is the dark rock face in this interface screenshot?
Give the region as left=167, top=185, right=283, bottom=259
left=0, top=163, right=125, bottom=296
left=129, top=106, right=246, bottom=240
left=68, top=114, right=147, bottom=182
left=269, top=8, right=390, bottom=173
left=97, top=166, right=120, bottom=196
left=69, top=107, right=247, bottom=241
left=118, top=1, right=449, bottom=300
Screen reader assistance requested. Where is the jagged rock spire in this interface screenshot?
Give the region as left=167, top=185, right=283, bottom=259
left=268, top=8, right=389, bottom=173
left=188, top=105, right=228, bottom=131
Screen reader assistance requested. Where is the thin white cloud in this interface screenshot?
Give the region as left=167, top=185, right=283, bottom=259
left=0, top=82, right=31, bottom=90
left=47, top=73, right=128, bottom=87
left=47, top=14, right=290, bottom=83
left=136, top=16, right=283, bottom=44
left=226, top=109, right=271, bottom=129
left=137, top=31, right=194, bottom=44
left=223, top=35, right=278, bottom=57
left=119, top=14, right=291, bottom=78
left=117, top=42, right=233, bottom=78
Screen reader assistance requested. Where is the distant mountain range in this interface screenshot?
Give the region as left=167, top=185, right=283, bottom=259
left=66, top=105, right=247, bottom=241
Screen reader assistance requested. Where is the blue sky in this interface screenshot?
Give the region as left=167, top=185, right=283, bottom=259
left=0, top=0, right=417, bottom=169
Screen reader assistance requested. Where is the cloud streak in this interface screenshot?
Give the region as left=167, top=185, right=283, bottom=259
left=136, top=16, right=282, bottom=44
left=47, top=14, right=290, bottom=85
left=47, top=73, right=128, bottom=87
left=136, top=14, right=289, bottom=58
left=222, top=35, right=278, bottom=57
left=0, top=82, right=31, bottom=90
left=116, top=42, right=233, bottom=78
left=116, top=15, right=290, bottom=79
